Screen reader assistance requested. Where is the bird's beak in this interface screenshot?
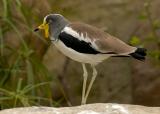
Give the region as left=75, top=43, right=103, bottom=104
left=34, top=21, right=49, bottom=38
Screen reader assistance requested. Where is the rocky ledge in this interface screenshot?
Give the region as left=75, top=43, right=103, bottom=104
left=0, top=103, right=160, bottom=114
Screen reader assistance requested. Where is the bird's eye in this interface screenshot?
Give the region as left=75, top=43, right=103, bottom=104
left=48, top=19, right=52, bottom=24
left=46, top=19, right=52, bottom=24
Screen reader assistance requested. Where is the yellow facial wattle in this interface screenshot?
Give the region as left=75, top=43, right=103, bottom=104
left=37, top=22, right=49, bottom=38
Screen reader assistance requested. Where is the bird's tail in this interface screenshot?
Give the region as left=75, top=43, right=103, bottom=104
left=129, top=48, right=147, bottom=61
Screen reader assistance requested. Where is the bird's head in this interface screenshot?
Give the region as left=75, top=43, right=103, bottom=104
left=34, top=14, right=69, bottom=39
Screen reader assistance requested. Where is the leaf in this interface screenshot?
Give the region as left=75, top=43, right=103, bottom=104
left=130, top=36, right=141, bottom=46
left=153, top=20, right=160, bottom=30
left=138, top=11, right=147, bottom=20
left=148, top=50, right=160, bottom=60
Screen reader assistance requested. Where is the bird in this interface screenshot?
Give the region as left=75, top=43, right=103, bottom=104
left=34, top=14, right=147, bottom=105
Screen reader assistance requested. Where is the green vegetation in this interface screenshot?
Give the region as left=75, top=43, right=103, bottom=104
left=130, top=0, right=160, bottom=65
left=0, top=0, right=58, bottom=109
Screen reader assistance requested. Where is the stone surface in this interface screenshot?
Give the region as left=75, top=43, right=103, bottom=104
left=0, top=103, right=160, bottom=114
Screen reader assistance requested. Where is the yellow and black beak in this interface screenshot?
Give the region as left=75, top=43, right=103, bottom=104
left=34, top=21, right=49, bottom=38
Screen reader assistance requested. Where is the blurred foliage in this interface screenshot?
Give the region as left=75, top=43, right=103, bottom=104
left=130, top=36, right=141, bottom=46
left=0, top=0, right=70, bottom=109
left=130, top=0, right=160, bottom=65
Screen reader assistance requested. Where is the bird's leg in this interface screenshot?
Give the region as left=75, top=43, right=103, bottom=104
left=84, top=64, right=97, bottom=104
left=81, top=63, right=88, bottom=105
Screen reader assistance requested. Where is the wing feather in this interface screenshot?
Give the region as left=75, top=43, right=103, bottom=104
left=65, top=23, right=136, bottom=55
left=59, top=30, right=101, bottom=54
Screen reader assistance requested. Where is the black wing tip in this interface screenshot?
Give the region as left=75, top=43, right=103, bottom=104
left=130, top=47, right=147, bottom=61
left=136, top=48, right=147, bottom=56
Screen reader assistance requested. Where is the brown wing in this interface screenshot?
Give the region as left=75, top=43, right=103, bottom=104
left=68, top=22, right=136, bottom=54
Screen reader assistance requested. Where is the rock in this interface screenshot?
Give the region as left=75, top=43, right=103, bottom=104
left=0, top=103, right=160, bottom=114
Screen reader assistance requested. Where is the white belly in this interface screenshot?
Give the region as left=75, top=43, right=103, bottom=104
left=53, top=40, right=110, bottom=65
